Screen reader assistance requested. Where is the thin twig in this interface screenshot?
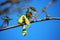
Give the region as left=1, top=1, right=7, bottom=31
left=0, top=17, right=60, bottom=31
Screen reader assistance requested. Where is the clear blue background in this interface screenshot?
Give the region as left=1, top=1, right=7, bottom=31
left=0, top=0, right=60, bottom=40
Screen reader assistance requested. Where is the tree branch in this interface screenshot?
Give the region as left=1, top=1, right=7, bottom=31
left=0, top=17, right=60, bottom=31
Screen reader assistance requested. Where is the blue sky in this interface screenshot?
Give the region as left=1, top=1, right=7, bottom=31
left=0, top=0, right=60, bottom=40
